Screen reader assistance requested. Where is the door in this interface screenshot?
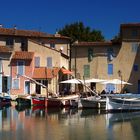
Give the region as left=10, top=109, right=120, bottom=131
left=91, top=82, right=96, bottom=90
left=25, top=81, right=30, bottom=94
left=36, top=80, right=41, bottom=94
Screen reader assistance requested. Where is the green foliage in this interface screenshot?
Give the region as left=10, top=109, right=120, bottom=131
left=58, top=22, right=104, bottom=43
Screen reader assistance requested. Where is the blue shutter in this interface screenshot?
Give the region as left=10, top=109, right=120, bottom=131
left=7, top=76, right=11, bottom=94
left=47, top=57, right=52, bottom=68
left=108, top=64, right=113, bottom=75
left=13, top=79, right=19, bottom=89
left=84, top=65, right=90, bottom=77
left=35, top=57, right=40, bottom=67
left=17, top=61, right=24, bottom=75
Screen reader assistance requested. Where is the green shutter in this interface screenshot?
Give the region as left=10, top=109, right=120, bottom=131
left=84, top=65, right=90, bottom=77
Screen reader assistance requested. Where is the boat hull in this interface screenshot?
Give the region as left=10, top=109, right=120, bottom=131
left=16, top=97, right=31, bottom=106
left=46, top=95, right=79, bottom=108
left=32, top=97, right=46, bottom=106
left=78, top=96, right=101, bottom=108
left=106, top=97, right=140, bottom=111
left=0, top=96, right=11, bottom=106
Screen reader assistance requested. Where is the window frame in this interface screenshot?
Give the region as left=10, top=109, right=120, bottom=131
left=12, top=78, right=20, bottom=89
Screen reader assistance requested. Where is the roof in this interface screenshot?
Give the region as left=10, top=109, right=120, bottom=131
left=0, top=46, right=12, bottom=53
left=73, top=41, right=114, bottom=46
left=12, top=51, right=34, bottom=60
left=0, top=27, right=70, bottom=39
left=33, top=67, right=59, bottom=79
left=121, top=23, right=140, bottom=28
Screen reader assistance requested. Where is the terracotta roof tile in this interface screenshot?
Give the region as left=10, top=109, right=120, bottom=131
left=33, top=67, right=60, bottom=79
left=0, top=46, right=12, bottom=53
left=0, top=28, right=70, bottom=39
left=73, top=41, right=113, bottom=46
left=121, top=23, right=140, bottom=28
left=12, top=51, right=34, bottom=60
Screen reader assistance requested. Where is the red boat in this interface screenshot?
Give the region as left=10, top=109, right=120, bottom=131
left=32, top=97, right=46, bottom=106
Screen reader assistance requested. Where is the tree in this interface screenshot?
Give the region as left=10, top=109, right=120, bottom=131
left=58, top=22, right=104, bottom=43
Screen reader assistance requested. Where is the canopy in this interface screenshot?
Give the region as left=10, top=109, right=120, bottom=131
left=101, top=79, right=132, bottom=85
left=60, top=78, right=83, bottom=84
left=61, top=68, right=73, bottom=75
left=85, top=78, right=107, bottom=83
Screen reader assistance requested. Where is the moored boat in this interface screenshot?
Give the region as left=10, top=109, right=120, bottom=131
left=46, top=94, right=79, bottom=108
left=106, top=96, right=140, bottom=111
left=0, top=96, right=11, bottom=106
left=32, top=96, right=46, bottom=106
left=16, top=95, right=31, bottom=106
left=78, top=96, right=102, bottom=109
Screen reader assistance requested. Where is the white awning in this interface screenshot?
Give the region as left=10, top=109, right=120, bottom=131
left=60, top=79, right=84, bottom=84
left=101, top=79, right=132, bottom=85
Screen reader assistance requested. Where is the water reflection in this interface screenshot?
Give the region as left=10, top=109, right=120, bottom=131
left=0, top=105, right=140, bottom=140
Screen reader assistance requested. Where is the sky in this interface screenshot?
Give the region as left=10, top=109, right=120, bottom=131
left=0, top=0, right=140, bottom=40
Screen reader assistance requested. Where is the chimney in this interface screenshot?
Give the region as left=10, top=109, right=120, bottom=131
left=0, top=24, right=3, bottom=28
left=14, top=25, right=17, bottom=30
left=54, top=29, right=61, bottom=37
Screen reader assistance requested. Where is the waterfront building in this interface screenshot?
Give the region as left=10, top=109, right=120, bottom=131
left=0, top=26, right=71, bottom=96
left=71, top=23, right=140, bottom=94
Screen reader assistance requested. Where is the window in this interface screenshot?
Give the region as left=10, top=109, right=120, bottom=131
left=84, top=65, right=90, bottom=78
left=6, top=38, right=14, bottom=47
left=133, top=64, right=138, bottom=71
left=21, top=39, right=27, bottom=51
left=12, top=78, right=19, bottom=89
left=35, top=57, right=40, bottom=67
left=17, top=61, right=24, bottom=75
left=132, top=43, right=139, bottom=53
left=50, top=43, right=55, bottom=49
left=88, top=48, right=93, bottom=62
left=107, top=48, right=114, bottom=61
left=47, top=57, right=52, bottom=68
left=108, top=64, right=113, bottom=75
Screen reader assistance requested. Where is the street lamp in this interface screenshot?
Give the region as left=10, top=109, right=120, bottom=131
left=118, top=70, right=122, bottom=93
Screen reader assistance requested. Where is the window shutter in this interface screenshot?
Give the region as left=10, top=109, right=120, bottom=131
left=12, top=79, right=19, bottom=89
left=35, top=57, right=40, bottom=67
left=84, top=65, right=90, bottom=77
left=17, top=61, right=24, bottom=75
left=47, top=57, right=52, bottom=68
left=108, top=64, right=113, bottom=75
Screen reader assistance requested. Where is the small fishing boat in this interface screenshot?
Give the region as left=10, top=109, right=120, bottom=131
left=106, top=96, right=140, bottom=111
left=46, top=94, right=79, bottom=108
left=78, top=96, right=106, bottom=109
left=32, top=96, right=46, bottom=106
left=16, top=95, right=31, bottom=106
left=0, top=96, right=11, bottom=106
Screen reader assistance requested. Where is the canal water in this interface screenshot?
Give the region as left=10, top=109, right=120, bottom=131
left=0, top=105, right=140, bottom=140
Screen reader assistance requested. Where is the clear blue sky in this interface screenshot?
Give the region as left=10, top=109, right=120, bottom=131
left=1, top=0, right=140, bottom=40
